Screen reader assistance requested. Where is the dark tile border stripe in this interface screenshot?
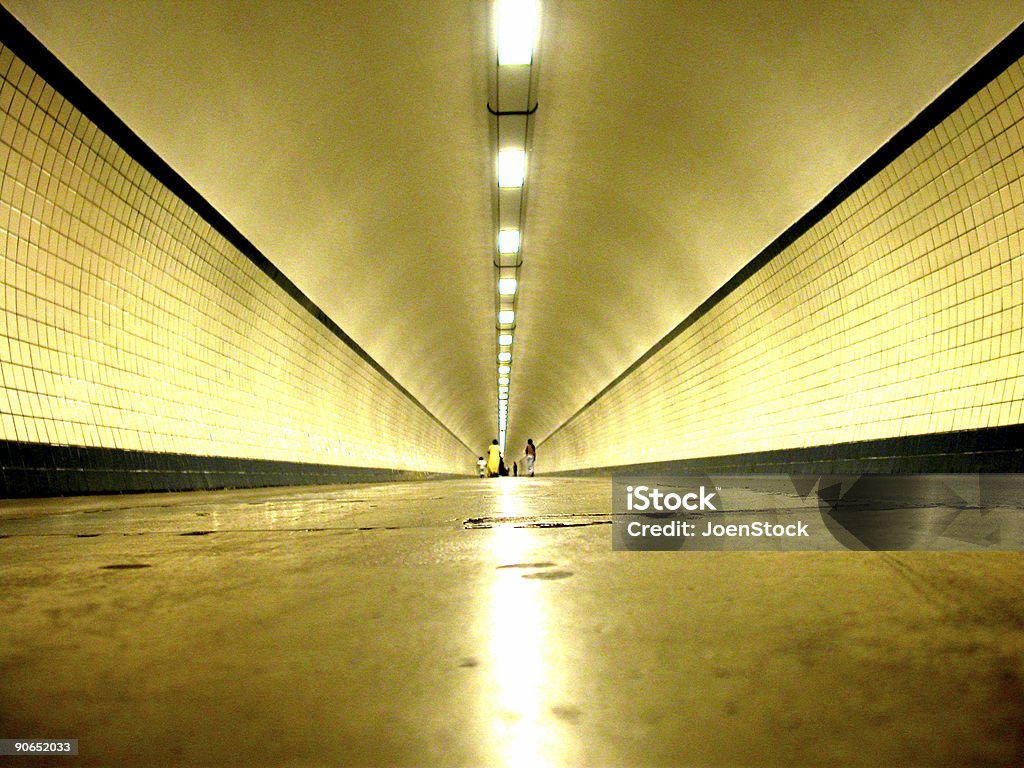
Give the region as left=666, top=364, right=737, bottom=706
left=0, top=440, right=461, bottom=498
left=0, top=6, right=472, bottom=458
left=545, top=425, right=1024, bottom=477
left=542, top=20, right=1024, bottom=449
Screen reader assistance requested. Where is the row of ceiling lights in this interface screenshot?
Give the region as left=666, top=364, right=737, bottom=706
left=491, top=0, right=539, bottom=454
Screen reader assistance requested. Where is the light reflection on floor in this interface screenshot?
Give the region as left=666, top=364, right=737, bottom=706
left=486, top=479, right=558, bottom=768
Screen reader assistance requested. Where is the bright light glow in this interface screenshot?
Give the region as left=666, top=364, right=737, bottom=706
left=498, top=310, right=515, bottom=325
left=498, top=277, right=518, bottom=296
left=499, top=386, right=509, bottom=393
left=498, top=149, right=526, bottom=188
left=486, top=516, right=554, bottom=767
left=499, top=377, right=510, bottom=386
left=498, top=229, right=521, bottom=254
left=499, top=392, right=509, bottom=400
left=498, top=364, right=511, bottom=375
left=498, top=351, right=512, bottom=363
left=497, top=0, right=538, bottom=65
left=498, top=334, right=513, bottom=346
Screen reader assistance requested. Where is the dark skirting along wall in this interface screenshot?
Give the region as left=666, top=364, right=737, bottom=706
left=0, top=440, right=457, bottom=498
left=2, top=425, right=1021, bottom=498
left=549, top=425, right=1024, bottom=477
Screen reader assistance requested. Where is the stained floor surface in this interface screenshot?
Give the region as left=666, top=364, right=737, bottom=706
left=0, top=477, right=1022, bottom=766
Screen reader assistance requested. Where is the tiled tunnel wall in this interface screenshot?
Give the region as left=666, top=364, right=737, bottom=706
left=543, top=29, right=1024, bottom=475
left=0, top=27, right=474, bottom=496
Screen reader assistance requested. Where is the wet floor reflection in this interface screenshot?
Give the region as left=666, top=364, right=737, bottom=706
left=485, top=479, right=561, bottom=767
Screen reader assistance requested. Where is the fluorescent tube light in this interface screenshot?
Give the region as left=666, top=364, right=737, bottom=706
left=498, top=149, right=526, bottom=187
left=498, top=229, right=521, bottom=254
left=497, top=0, right=537, bottom=65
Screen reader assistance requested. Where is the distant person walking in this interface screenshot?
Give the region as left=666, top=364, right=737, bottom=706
left=524, top=439, right=536, bottom=476
left=476, top=456, right=486, bottom=477
left=486, top=439, right=502, bottom=478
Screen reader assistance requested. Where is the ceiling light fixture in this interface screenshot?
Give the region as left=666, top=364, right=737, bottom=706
left=489, top=0, right=540, bottom=447
left=497, top=149, right=526, bottom=188
left=498, top=229, right=521, bottom=254
left=496, top=0, right=538, bottom=65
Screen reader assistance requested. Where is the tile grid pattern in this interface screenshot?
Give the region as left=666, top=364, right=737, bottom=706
left=543, top=56, right=1024, bottom=472
left=0, top=43, right=473, bottom=477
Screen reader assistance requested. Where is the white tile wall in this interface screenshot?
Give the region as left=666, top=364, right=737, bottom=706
left=543, top=58, right=1024, bottom=471
left=0, top=44, right=474, bottom=476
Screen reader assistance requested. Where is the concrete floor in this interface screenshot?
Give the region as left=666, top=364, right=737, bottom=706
left=0, top=477, right=1022, bottom=767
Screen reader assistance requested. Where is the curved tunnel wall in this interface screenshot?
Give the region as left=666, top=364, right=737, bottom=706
left=542, top=28, right=1024, bottom=475
left=0, top=19, right=474, bottom=496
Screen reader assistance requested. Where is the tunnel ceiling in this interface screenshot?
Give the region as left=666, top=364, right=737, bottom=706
left=5, top=1, right=1023, bottom=457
